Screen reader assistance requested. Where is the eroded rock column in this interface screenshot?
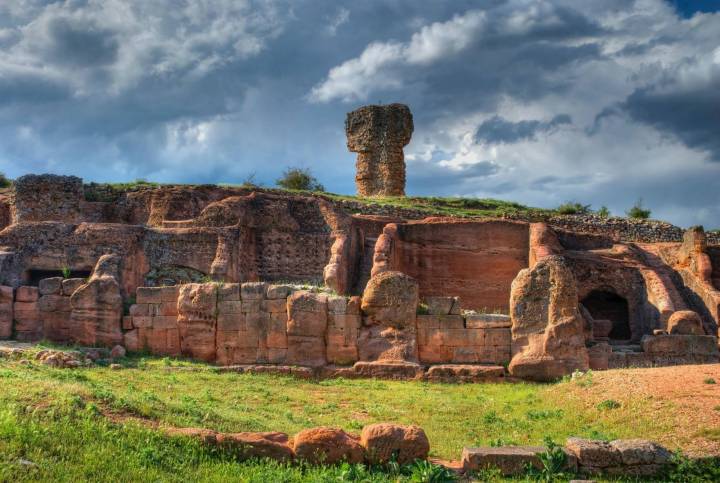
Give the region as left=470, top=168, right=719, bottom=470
left=346, top=104, right=413, bottom=197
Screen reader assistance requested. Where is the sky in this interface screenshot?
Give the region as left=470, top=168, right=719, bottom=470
left=0, top=0, right=719, bottom=228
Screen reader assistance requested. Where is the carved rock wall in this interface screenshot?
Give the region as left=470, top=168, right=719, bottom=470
left=371, top=219, right=529, bottom=311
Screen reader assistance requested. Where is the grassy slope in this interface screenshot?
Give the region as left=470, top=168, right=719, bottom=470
left=0, top=353, right=681, bottom=482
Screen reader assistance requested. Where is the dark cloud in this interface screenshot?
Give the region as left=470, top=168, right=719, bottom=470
left=44, top=17, right=119, bottom=67
left=621, top=66, right=720, bottom=161
left=474, top=114, right=571, bottom=145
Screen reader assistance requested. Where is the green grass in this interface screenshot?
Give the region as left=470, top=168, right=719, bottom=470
left=0, top=353, right=677, bottom=481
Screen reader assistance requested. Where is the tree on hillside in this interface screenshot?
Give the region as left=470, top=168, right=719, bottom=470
left=0, top=172, right=11, bottom=188
left=276, top=167, right=325, bottom=192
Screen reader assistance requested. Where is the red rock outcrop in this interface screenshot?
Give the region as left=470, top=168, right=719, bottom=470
left=346, top=104, right=413, bottom=197
left=70, top=254, right=124, bottom=347
left=508, top=256, right=589, bottom=381
left=667, top=310, right=705, bottom=335
left=370, top=219, right=529, bottom=311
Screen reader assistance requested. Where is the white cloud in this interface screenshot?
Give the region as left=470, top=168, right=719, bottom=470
left=326, top=7, right=350, bottom=36
left=309, top=9, right=486, bottom=103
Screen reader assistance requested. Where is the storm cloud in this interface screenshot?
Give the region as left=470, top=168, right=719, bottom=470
left=0, top=0, right=719, bottom=227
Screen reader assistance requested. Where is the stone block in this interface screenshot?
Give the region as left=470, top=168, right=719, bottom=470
left=122, top=316, right=134, bottom=330
left=0, top=286, right=13, bottom=304
left=217, top=313, right=243, bottom=331
left=427, top=365, right=504, bottom=383
left=610, top=439, right=671, bottom=467
left=39, top=277, right=63, bottom=296
left=566, top=438, right=622, bottom=469
left=416, top=315, right=440, bottom=329
left=462, top=446, right=544, bottom=475
left=423, top=296, right=455, bottom=315
left=62, top=278, right=85, bottom=296
left=160, top=285, right=180, bottom=302
left=287, top=292, right=327, bottom=337
left=136, top=287, right=162, bottom=304
left=465, top=313, right=511, bottom=329
left=129, top=304, right=149, bottom=317
left=327, top=295, right=348, bottom=314
left=132, top=316, right=153, bottom=328
left=16, top=286, right=39, bottom=302
left=217, top=283, right=240, bottom=302
left=38, top=294, right=71, bottom=312
left=267, top=348, right=287, bottom=363
left=266, top=284, right=293, bottom=300
left=484, top=328, right=511, bottom=346
left=218, top=300, right=243, bottom=314
left=124, top=329, right=140, bottom=352
left=286, top=335, right=326, bottom=366
left=353, top=361, right=424, bottom=379
left=587, top=343, right=611, bottom=371
left=0, top=302, right=13, bottom=339
left=241, top=300, right=261, bottom=314
left=241, top=282, right=267, bottom=300
left=641, top=334, right=719, bottom=357
left=152, top=315, right=178, bottom=330
left=261, top=299, right=287, bottom=313
left=360, top=423, right=429, bottom=465
left=159, top=302, right=178, bottom=316
left=418, top=344, right=453, bottom=364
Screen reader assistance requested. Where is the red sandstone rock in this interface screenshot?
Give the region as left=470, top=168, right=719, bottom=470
left=360, top=423, right=430, bottom=464
left=0, top=286, right=13, bottom=339
left=667, top=310, right=705, bottom=335
left=508, top=256, right=589, bottom=381
left=293, top=427, right=364, bottom=464
left=70, top=255, right=124, bottom=347
left=361, top=271, right=418, bottom=328
left=15, top=286, right=38, bottom=302
left=38, top=277, right=63, bottom=296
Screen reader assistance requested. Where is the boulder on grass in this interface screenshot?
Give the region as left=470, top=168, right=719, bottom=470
left=360, top=423, right=429, bottom=464
left=293, top=427, right=364, bottom=464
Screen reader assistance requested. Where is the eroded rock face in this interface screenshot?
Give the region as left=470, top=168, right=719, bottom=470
left=360, top=423, right=429, bottom=464
left=508, top=256, right=589, bottom=381
left=177, top=283, right=218, bottom=362
left=70, top=254, right=124, bottom=346
left=359, top=271, right=419, bottom=363
left=346, top=104, right=413, bottom=197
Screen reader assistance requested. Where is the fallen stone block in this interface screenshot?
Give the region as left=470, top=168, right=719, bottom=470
left=461, top=446, right=545, bottom=475
left=425, top=364, right=504, bottom=383
left=293, top=427, right=364, bottom=465
left=360, top=423, right=429, bottom=465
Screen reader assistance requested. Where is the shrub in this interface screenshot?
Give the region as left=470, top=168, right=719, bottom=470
left=597, top=399, right=621, bottom=410
left=703, top=378, right=716, bottom=385
left=404, top=459, right=458, bottom=482
left=627, top=198, right=651, bottom=219
left=276, top=167, right=324, bottom=192
left=556, top=201, right=591, bottom=215
left=596, top=206, right=610, bottom=218
left=526, top=436, right=572, bottom=482
left=0, top=172, right=11, bottom=188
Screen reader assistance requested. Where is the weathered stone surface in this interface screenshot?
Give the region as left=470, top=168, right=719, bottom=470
left=293, top=427, right=364, bottom=464
left=461, top=446, right=545, bottom=475
left=110, top=345, right=126, bottom=358
left=177, top=283, right=217, bottom=362
left=38, top=277, right=63, bottom=295
left=352, top=361, right=424, bottom=379
left=667, top=310, right=705, bottom=335
left=425, top=364, right=504, bottom=382
left=566, top=438, right=622, bottom=469
left=287, top=291, right=327, bottom=337
left=361, top=271, right=418, bottom=327
left=641, top=334, right=719, bottom=357
left=70, top=255, right=124, bottom=347
left=62, top=278, right=85, bottom=296
left=346, top=103, right=413, bottom=197
left=360, top=423, right=429, bottom=464
left=423, top=296, right=457, bottom=316
left=464, top=313, right=511, bottom=329
left=15, top=286, right=38, bottom=302
left=358, top=325, right=418, bottom=362
left=610, top=439, right=671, bottom=467
left=0, top=286, right=13, bottom=339
left=508, top=256, right=589, bottom=381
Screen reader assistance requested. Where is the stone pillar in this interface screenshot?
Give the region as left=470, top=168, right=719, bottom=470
left=346, top=104, right=413, bottom=197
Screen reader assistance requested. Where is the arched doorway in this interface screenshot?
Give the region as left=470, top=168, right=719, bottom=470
left=581, top=290, right=631, bottom=341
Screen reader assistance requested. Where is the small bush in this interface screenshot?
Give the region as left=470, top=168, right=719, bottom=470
left=627, top=198, right=651, bottom=219
left=404, top=459, right=458, bottom=482
left=556, top=201, right=591, bottom=215
left=61, top=266, right=71, bottom=279
left=525, top=436, right=572, bottom=482
left=276, top=167, right=324, bottom=192
left=703, top=378, right=716, bottom=384
left=596, top=206, right=610, bottom=218
left=597, top=399, right=621, bottom=411
left=667, top=453, right=720, bottom=482
left=0, top=172, right=11, bottom=188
